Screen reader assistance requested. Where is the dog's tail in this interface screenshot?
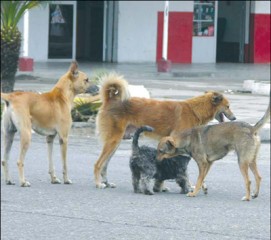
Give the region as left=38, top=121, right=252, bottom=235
left=1, top=93, right=11, bottom=106
left=100, top=73, right=130, bottom=104
left=253, top=98, right=270, bottom=133
left=132, top=126, right=154, bottom=152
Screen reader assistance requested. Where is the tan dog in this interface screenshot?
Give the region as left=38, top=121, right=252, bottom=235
left=94, top=73, right=236, bottom=188
left=1, top=61, right=94, bottom=187
left=157, top=100, right=270, bottom=201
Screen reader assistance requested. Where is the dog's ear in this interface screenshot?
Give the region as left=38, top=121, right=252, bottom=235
left=165, top=138, right=176, bottom=151
left=69, top=61, right=79, bottom=79
left=211, top=92, right=223, bottom=105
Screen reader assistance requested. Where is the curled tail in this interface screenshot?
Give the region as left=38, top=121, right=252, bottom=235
left=132, top=126, right=154, bottom=153
left=1, top=93, right=11, bottom=106
left=100, top=73, right=130, bottom=104
left=253, top=98, right=270, bottom=133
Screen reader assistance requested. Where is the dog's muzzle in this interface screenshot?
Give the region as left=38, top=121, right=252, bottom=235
left=86, top=85, right=100, bottom=96
left=215, top=112, right=236, bottom=122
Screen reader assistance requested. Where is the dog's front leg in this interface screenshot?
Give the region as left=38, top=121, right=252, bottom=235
left=187, top=161, right=209, bottom=197
left=59, top=136, right=72, bottom=184
left=17, top=129, right=31, bottom=187
left=153, top=179, right=169, bottom=192
left=47, top=135, right=61, bottom=184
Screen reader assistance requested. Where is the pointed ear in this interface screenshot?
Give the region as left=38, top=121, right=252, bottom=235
left=211, top=92, right=223, bottom=105
left=69, top=61, right=79, bottom=79
left=165, top=138, right=176, bottom=151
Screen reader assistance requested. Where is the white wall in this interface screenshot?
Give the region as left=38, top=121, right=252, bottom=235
left=17, top=6, right=49, bottom=60
left=117, top=1, right=193, bottom=63
left=29, top=7, right=50, bottom=61
left=251, top=1, right=271, bottom=14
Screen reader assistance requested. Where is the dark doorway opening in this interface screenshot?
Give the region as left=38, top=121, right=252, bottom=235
left=48, top=4, right=73, bottom=59
left=76, top=1, right=104, bottom=61
left=216, top=1, right=247, bottom=63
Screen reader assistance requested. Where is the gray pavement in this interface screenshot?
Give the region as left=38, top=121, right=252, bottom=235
left=1, top=62, right=271, bottom=240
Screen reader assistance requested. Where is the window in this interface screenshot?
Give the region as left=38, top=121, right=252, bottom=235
left=193, top=1, right=215, bottom=37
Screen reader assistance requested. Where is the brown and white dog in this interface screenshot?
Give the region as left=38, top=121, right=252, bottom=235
left=1, top=61, right=94, bottom=187
left=94, top=73, right=236, bottom=188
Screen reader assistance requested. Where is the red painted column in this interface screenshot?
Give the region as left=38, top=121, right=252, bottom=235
left=249, top=13, right=270, bottom=63
left=157, top=12, right=193, bottom=63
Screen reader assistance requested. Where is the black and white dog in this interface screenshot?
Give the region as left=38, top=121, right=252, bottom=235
left=129, top=126, right=193, bottom=195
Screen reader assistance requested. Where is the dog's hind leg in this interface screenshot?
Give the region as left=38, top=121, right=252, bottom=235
left=1, top=109, right=17, bottom=185
left=2, top=131, right=16, bottom=185
left=249, top=145, right=261, bottom=199
left=238, top=161, right=251, bottom=201
left=249, top=161, right=262, bottom=199
left=46, top=135, right=61, bottom=184
left=131, top=169, right=141, bottom=193
left=94, top=137, right=122, bottom=189
left=100, top=146, right=119, bottom=188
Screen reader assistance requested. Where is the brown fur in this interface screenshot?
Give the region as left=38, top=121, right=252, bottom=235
left=157, top=100, right=270, bottom=201
left=94, top=73, right=236, bottom=188
left=1, top=61, right=94, bottom=187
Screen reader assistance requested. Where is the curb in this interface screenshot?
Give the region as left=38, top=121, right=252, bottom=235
left=243, top=80, right=270, bottom=95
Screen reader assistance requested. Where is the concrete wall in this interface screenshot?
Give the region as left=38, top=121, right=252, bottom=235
left=117, top=1, right=193, bottom=62
left=18, top=6, right=49, bottom=61
left=251, top=1, right=271, bottom=14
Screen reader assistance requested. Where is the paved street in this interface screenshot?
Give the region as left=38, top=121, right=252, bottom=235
left=1, top=131, right=270, bottom=240
left=1, top=62, right=270, bottom=239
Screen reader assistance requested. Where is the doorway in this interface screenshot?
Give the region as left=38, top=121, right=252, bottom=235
left=216, top=1, right=248, bottom=62
left=48, top=4, right=74, bottom=59
left=76, top=1, right=104, bottom=61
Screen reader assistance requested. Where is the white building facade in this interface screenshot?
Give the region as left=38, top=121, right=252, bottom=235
left=18, top=1, right=270, bottom=64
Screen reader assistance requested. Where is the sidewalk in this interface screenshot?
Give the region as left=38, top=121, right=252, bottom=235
left=14, top=61, right=270, bottom=141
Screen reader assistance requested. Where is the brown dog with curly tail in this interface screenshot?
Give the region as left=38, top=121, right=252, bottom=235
left=94, top=73, right=236, bottom=189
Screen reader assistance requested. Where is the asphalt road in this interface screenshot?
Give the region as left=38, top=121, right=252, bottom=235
left=1, top=130, right=270, bottom=240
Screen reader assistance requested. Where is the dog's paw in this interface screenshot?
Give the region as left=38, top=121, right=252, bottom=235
left=6, top=180, right=15, bottom=185
left=202, top=182, right=208, bottom=194
left=96, top=183, right=107, bottom=189
left=64, top=179, right=72, bottom=184
left=241, top=196, right=250, bottom=201
left=153, top=187, right=161, bottom=192
left=21, top=181, right=31, bottom=187
left=162, top=187, right=170, bottom=192
left=144, top=190, right=154, bottom=195
left=251, top=193, right=258, bottom=199
left=186, top=192, right=196, bottom=197
left=202, top=187, right=208, bottom=195
left=105, top=182, right=116, bottom=188
left=180, top=188, right=189, bottom=194
left=51, top=178, right=61, bottom=184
